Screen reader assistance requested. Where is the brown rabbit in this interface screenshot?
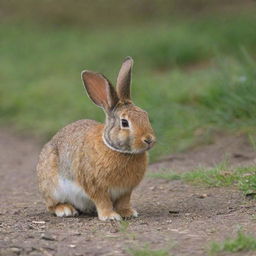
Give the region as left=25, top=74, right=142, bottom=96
left=37, top=57, right=156, bottom=221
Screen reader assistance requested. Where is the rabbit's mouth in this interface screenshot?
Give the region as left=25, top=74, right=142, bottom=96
left=130, top=143, right=155, bottom=154
left=136, top=142, right=156, bottom=153
left=102, top=135, right=152, bottom=154
left=146, top=143, right=155, bottom=151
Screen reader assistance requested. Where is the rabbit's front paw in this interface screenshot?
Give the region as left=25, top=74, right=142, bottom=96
left=54, top=203, right=79, bottom=217
left=117, top=208, right=138, bottom=218
left=98, top=211, right=122, bottom=221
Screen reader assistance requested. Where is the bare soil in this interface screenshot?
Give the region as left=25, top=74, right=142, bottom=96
left=0, top=129, right=256, bottom=256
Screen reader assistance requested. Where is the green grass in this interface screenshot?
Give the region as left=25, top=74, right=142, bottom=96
left=209, top=231, right=256, bottom=254
left=149, top=165, right=256, bottom=196
left=237, top=167, right=256, bottom=196
left=128, top=247, right=169, bottom=256
left=118, top=220, right=130, bottom=233
left=1, top=12, right=256, bottom=160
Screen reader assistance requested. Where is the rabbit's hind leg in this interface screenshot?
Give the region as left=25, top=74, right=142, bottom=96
left=49, top=203, right=79, bottom=217
left=37, top=144, right=79, bottom=217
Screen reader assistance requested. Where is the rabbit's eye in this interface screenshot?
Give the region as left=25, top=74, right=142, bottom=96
left=121, top=119, right=129, bottom=128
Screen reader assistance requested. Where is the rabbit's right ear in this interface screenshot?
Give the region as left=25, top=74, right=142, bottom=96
left=81, top=71, right=119, bottom=111
left=116, top=57, right=133, bottom=101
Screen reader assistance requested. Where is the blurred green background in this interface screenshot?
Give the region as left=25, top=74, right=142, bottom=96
left=1, top=0, right=256, bottom=161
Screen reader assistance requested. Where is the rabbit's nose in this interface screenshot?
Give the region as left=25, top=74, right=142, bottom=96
left=144, top=138, right=152, bottom=145
left=143, top=135, right=155, bottom=145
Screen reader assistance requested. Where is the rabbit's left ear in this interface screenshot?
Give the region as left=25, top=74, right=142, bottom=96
left=116, top=56, right=133, bottom=101
left=81, top=71, right=119, bottom=112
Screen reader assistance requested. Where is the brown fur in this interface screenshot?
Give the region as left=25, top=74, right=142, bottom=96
left=37, top=57, right=155, bottom=221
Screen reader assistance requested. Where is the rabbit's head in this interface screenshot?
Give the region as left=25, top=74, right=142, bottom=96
left=82, top=57, right=156, bottom=154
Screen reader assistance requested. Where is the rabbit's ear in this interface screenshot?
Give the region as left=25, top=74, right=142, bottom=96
left=82, top=71, right=119, bottom=111
left=116, top=56, right=133, bottom=101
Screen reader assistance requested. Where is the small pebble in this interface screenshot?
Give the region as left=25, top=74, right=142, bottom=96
left=32, top=220, right=46, bottom=224
left=169, top=210, right=179, bottom=214
left=196, top=193, right=208, bottom=199
left=41, top=233, right=56, bottom=241
left=10, top=247, right=22, bottom=253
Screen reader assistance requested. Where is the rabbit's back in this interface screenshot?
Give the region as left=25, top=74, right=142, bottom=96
left=37, top=119, right=100, bottom=184
left=52, top=119, right=100, bottom=148
left=49, top=119, right=101, bottom=177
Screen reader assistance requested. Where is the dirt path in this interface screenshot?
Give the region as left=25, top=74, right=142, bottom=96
left=0, top=129, right=256, bottom=256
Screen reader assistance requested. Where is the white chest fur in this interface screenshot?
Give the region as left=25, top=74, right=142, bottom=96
left=53, top=177, right=95, bottom=212
left=53, top=177, right=130, bottom=211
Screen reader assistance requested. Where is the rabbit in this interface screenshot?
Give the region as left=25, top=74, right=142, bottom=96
left=37, top=57, right=156, bottom=221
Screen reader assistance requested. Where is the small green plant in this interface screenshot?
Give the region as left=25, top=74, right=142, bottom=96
left=209, top=231, right=256, bottom=254
left=236, top=166, right=256, bottom=196
left=128, top=246, right=169, bottom=256
left=119, top=220, right=129, bottom=233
